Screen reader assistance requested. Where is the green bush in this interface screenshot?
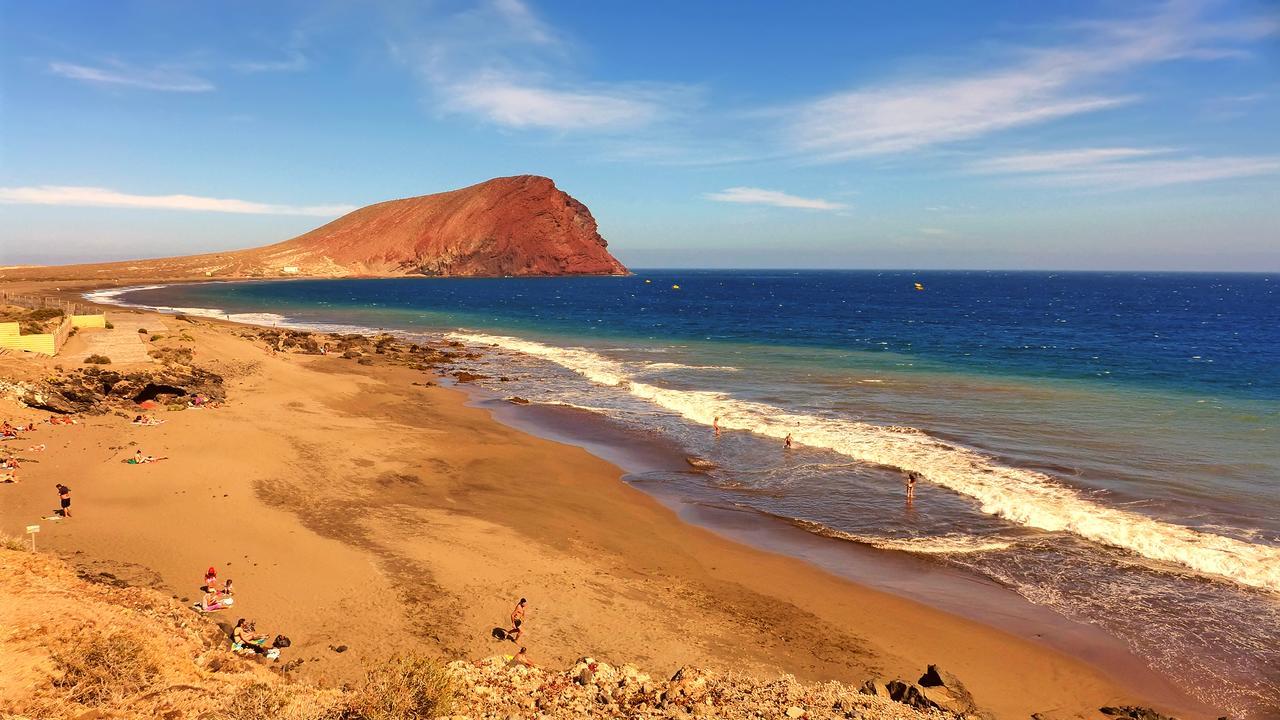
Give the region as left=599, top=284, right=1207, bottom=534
left=84, top=354, right=112, bottom=365
left=150, top=334, right=163, bottom=341
left=105, top=321, right=114, bottom=329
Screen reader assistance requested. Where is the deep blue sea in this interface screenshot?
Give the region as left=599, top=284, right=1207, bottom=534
left=96, top=270, right=1280, bottom=716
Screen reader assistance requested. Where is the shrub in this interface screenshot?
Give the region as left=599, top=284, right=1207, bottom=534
left=222, top=682, right=291, bottom=720
left=342, top=655, right=456, bottom=720
left=2, top=535, right=27, bottom=551
left=137, top=328, right=148, bottom=334
left=51, top=629, right=161, bottom=704
left=105, top=321, right=114, bottom=329
left=84, top=354, right=112, bottom=365
left=150, top=334, right=163, bottom=341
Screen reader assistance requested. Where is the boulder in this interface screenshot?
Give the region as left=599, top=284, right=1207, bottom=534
left=887, top=680, right=940, bottom=711
left=917, top=664, right=981, bottom=715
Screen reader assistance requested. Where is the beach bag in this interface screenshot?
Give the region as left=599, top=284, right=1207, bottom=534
left=273, top=635, right=291, bottom=648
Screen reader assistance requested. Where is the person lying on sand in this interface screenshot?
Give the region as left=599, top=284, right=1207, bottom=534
left=1, top=472, right=16, bottom=483
left=132, top=415, right=165, bottom=426
left=0, top=457, right=18, bottom=470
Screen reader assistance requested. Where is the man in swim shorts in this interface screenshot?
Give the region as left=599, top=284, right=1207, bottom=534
left=56, top=483, right=71, bottom=517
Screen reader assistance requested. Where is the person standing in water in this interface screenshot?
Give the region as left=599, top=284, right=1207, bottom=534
left=713, top=416, right=721, bottom=436
left=784, top=433, right=793, bottom=449
left=905, top=472, right=918, bottom=501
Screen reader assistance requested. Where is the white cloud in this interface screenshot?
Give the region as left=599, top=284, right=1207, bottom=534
left=49, top=61, right=214, bottom=92
left=784, top=2, right=1278, bottom=160
left=393, top=0, right=688, bottom=133
left=970, top=149, right=1280, bottom=190
left=705, top=187, right=847, bottom=211
left=444, top=76, right=663, bottom=131
left=0, top=186, right=355, bottom=217
left=969, top=148, right=1174, bottom=174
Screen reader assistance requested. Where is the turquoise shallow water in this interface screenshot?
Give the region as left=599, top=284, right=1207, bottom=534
left=96, top=271, right=1279, bottom=716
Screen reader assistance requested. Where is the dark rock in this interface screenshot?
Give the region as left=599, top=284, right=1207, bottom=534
left=887, top=680, right=939, bottom=711
left=1100, top=707, right=1178, bottom=720
left=453, top=371, right=488, bottom=383
left=506, top=396, right=530, bottom=405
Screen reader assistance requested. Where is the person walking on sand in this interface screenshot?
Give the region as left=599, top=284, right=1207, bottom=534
left=511, top=598, right=527, bottom=626
left=56, top=483, right=71, bottom=517
left=505, top=619, right=523, bottom=643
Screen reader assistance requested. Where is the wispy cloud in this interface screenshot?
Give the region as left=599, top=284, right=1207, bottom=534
left=784, top=1, right=1278, bottom=160
left=0, top=186, right=355, bottom=216
left=49, top=61, right=214, bottom=92
left=391, top=0, right=689, bottom=133
left=442, top=75, right=666, bottom=131
left=970, top=150, right=1280, bottom=190
left=705, top=187, right=847, bottom=211
left=969, top=147, right=1174, bottom=174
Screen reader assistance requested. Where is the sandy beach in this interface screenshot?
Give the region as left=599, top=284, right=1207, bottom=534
left=0, top=300, right=1208, bottom=719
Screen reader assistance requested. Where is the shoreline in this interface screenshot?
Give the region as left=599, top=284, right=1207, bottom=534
left=1, top=283, right=1218, bottom=717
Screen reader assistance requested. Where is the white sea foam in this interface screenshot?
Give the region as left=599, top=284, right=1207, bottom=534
left=794, top=521, right=1016, bottom=554
left=643, top=362, right=741, bottom=372
left=449, top=331, right=1280, bottom=594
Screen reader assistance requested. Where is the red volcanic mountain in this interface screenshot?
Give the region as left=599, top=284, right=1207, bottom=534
left=0, top=175, right=628, bottom=281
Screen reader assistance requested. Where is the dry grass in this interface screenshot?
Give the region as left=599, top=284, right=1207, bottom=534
left=2, top=535, right=28, bottom=551
left=342, top=655, right=456, bottom=720
left=217, top=682, right=345, bottom=720
left=84, top=354, right=111, bottom=364
left=50, top=629, right=162, bottom=704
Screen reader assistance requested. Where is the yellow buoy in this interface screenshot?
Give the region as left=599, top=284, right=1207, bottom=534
left=672, top=284, right=681, bottom=290
left=644, top=279, right=652, bottom=284
left=914, top=282, right=924, bottom=291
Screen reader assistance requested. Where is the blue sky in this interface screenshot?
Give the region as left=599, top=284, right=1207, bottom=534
left=1, top=0, right=1277, bottom=270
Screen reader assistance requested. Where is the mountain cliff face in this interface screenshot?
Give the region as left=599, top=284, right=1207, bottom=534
left=250, top=175, right=627, bottom=277
left=0, top=175, right=628, bottom=281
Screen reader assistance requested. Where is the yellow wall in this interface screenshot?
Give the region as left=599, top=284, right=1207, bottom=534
left=0, top=332, right=57, bottom=355
left=70, top=314, right=107, bottom=328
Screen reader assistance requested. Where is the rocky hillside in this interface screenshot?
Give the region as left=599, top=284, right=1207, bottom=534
left=0, top=546, right=950, bottom=720
left=0, top=176, right=628, bottom=281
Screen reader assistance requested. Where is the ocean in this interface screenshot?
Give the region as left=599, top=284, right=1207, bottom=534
left=93, top=270, right=1280, bottom=717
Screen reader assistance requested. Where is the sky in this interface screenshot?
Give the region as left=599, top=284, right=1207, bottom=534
left=1, top=0, right=1278, bottom=271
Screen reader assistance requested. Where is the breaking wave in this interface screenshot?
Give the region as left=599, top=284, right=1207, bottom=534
left=449, top=331, right=1280, bottom=594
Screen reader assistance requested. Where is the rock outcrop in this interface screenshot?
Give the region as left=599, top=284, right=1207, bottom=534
left=0, top=175, right=628, bottom=281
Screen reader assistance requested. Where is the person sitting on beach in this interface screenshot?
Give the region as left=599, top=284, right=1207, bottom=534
left=232, top=618, right=266, bottom=654
left=205, top=566, right=218, bottom=589
left=508, top=647, right=535, bottom=668
left=222, top=578, right=234, bottom=596
left=505, top=619, right=523, bottom=643
left=0, top=456, right=18, bottom=470
left=511, top=598, right=526, bottom=626
left=198, top=587, right=233, bottom=612
left=127, top=450, right=158, bottom=464
left=0, top=422, right=15, bottom=438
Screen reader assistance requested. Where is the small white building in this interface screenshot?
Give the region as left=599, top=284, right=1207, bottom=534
left=281, top=266, right=300, bottom=275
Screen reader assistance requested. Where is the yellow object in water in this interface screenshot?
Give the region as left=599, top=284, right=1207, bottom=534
left=644, top=279, right=652, bottom=283
left=914, top=282, right=925, bottom=291
left=672, top=284, right=681, bottom=290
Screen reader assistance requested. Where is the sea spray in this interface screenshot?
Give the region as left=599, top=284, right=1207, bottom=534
left=449, top=331, right=1280, bottom=594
